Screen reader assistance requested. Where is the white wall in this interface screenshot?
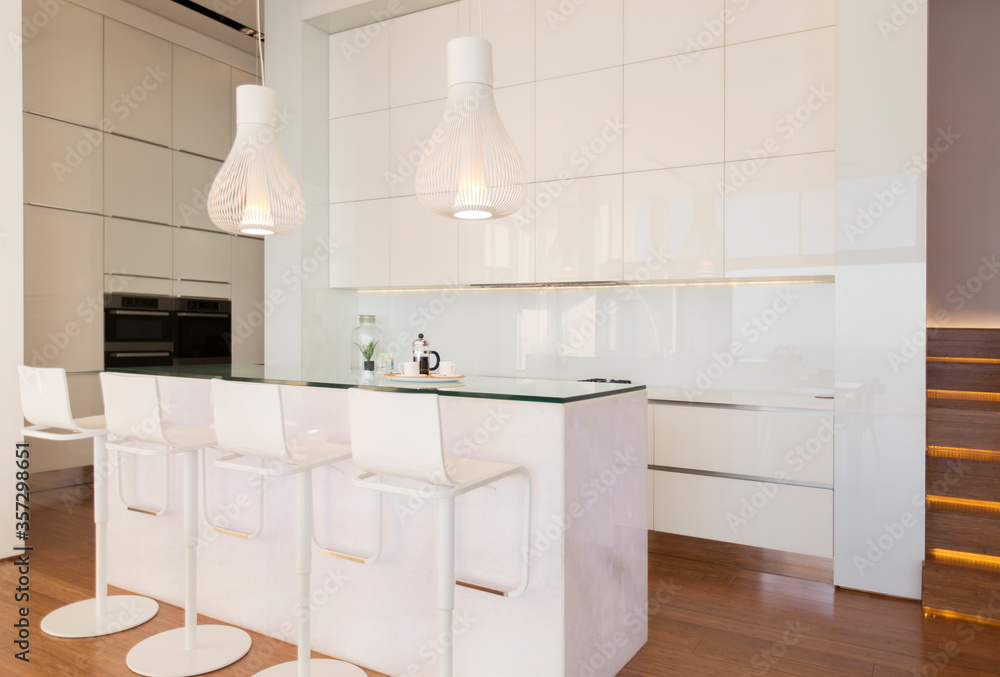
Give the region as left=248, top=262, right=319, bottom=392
left=3, top=0, right=25, bottom=559
left=833, top=0, right=927, bottom=599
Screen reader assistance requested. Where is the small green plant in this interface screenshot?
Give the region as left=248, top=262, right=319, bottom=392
left=353, top=339, right=379, bottom=361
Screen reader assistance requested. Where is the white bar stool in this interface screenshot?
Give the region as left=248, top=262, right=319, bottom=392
left=347, top=389, right=531, bottom=677
left=17, top=366, right=159, bottom=638
left=100, top=372, right=252, bottom=677
left=209, top=378, right=367, bottom=677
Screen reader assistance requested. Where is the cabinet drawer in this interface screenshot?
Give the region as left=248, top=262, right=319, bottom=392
left=173, top=229, right=232, bottom=284
left=653, top=404, right=833, bottom=485
left=649, top=470, right=832, bottom=557
left=105, top=219, right=173, bottom=278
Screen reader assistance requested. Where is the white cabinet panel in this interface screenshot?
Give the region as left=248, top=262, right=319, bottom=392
left=725, top=28, right=836, bottom=162
left=652, top=404, right=833, bottom=485
left=22, top=0, right=103, bottom=128
left=23, top=207, right=104, bottom=372
left=329, top=200, right=391, bottom=288
left=389, top=196, right=458, bottom=287
left=104, top=19, right=172, bottom=147
left=173, top=151, right=223, bottom=230
left=23, top=113, right=103, bottom=214
left=535, top=175, right=623, bottom=283
left=624, top=0, right=725, bottom=63
left=624, top=164, right=724, bottom=280
left=104, top=135, right=172, bottom=225
left=624, top=50, right=724, bottom=172
left=329, top=24, right=390, bottom=118
left=173, top=229, right=232, bottom=283
left=535, top=0, right=623, bottom=80
left=330, top=110, right=391, bottom=202
left=173, top=46, right=232, bottom=161
left=388, top=100, right=441, bottom=198
left=724, top=152, right=835, bottom=277
left=482, top=0, right=534, bottom=87
left=231, top=69, right=258, bottom=146
left=535, top=68, right=623, bottom=182
left=389, top=3, right=457, bottom=107
left=650, top=470, right=832, bottom=557
left=725, top=0, right=836, bottom=44
left=458, top=186, right=535, bottom=285
left=231, top=237, right=265, bottom=364
left=104, top=218, right=173, bottom=279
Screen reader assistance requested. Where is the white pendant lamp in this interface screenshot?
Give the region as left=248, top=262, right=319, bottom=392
left=415, top=36, right=527, bottom=220
left=207, top=2, right=305, bottom=236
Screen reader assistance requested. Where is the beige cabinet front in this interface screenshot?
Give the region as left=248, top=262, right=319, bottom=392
left=23, top=114, right=103, bottom=215
left=103, top=19, right=173, bottom=147
left=173, top=46, right=232, bottom=161
left=104, top=219, right=173, bottom=279
left=173, top=229, right=232, bottom=283
left=104, top=135, right=172, bottom=225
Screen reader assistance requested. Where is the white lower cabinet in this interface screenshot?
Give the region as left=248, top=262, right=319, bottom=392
left=649, top=400, right=833, bottom=557
left=649, top=470, right=833, bottom=558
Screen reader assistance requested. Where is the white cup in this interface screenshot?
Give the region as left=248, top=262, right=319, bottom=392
left=402, top=361, right=420, bottom=376
left=438, top=361, right=456, bottom=376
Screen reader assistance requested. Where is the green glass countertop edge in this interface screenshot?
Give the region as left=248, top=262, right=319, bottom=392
left=108, top=364, right=646, bottom=404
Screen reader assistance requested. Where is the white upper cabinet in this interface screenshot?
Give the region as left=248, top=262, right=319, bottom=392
left=104, top=19, right=172, bottom=147
left=22, top=0, right=104, bottom=128
left=458, top=187, right=536, bottom=286
left=173, top=151, right=223, bottom=231
left=104, top=135, right=172, bottom=225
left=329, top=200, right=392, bottom=288
left=23, top=113, right=104, bottom=214
left=173, top=229, right=233, bottom=283
left=24, top=206, right=104, bottom=371
left=104, top=218, right=173, bottom=279
left=173, top=46, right=232, bottom=161
left=389, top=197, right=458, bottom=287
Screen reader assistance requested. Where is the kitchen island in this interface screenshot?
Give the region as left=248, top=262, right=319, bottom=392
left=106, top=365, right=648, bottom=677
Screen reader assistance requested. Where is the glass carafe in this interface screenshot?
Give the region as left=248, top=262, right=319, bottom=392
left=351, top=315, right=382, bottom=371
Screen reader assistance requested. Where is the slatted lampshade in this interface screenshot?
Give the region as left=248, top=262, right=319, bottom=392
left=207, top=85, right=306, bottom=236
left=415, top=37, right=527, bottom=220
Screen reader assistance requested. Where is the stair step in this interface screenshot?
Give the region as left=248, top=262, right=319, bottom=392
left=927, top=405, right=1000, bottom=448
left=927, top=328, right=1000, bottom=359
left=926, top=505, right=1000, bottom=558
left=922, top=558, right=1000, bottom=621
left=928, top=361, right=1000, bottom=392
left=927, top=455, right=1000, bottom=501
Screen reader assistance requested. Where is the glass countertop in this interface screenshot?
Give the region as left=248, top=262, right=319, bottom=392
left=109, top=364, right=645, bottom=404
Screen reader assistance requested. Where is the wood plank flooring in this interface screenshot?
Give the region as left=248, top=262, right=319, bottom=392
left=3, top=482, right=1000, bottom=676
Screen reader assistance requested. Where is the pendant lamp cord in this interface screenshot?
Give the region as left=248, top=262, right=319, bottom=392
left=256, top=0, right=265, bottom=85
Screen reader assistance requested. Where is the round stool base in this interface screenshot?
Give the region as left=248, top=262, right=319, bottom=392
left=256, top=658, right=368, bottom=677
left=127, top=624, right=252, bottom=677
left=41, top=595, right=159, bottom=638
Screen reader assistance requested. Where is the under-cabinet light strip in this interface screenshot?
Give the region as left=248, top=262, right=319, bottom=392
left=927, top=446, right=1000, bottom=462
left=927, top=549, right=1000, bottom=572
left=926, top=495, right=1000, bottom=518
left=927, top=389, right=1000, bottom=402
left=357, top=277, right=833, bottom=294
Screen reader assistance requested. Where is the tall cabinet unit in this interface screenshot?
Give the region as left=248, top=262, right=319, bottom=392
left=21, top=1, right=264, bottom=472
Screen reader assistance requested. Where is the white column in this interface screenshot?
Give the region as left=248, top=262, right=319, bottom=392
left=834, top=0, right=928, bottom=598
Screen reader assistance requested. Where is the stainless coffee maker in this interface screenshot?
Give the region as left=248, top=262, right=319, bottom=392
left=411, top=333, right=441, bottom=375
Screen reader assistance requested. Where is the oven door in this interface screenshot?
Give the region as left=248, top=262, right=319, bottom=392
left=174, top=298, right=232, bottom=365
left=105, top=295, right=176, bottom=367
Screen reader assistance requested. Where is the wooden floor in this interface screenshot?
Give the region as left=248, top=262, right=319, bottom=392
left=3, top=482, right=1000, bottom=676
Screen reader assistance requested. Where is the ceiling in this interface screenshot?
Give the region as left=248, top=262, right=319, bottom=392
left=120, top=0, right=264, bottom=55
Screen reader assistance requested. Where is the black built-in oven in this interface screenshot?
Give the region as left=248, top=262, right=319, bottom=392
left=104, top=294, right=176, bottom=367
left=174, top=297, right=232, bottom=365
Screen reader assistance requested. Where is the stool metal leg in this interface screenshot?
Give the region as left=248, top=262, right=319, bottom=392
left=256, top=471, right=366, bottom=677
left=40, top=435, right=159, bottom=638
left=126, top=452, right=253, bottom=677
left=437, top=497, right=456, bottom=677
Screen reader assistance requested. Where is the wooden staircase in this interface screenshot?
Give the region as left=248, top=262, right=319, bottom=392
left=923, top=328, right=1000, bottom=619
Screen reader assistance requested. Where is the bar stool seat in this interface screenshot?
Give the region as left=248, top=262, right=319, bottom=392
left=210, top=378, right=366, bottom=677
left=348, top=388, right=531, bottom=677
left=101, top=372, right=252, bottom=677
left=18, top=366, right=159, bottom=638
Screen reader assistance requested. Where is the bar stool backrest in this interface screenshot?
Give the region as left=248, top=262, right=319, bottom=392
left=99, top=372, right=170, bottom=445
left=18, top=365, right=77, bottom=431
left=211, top=379, right=290, bottom=462
left=348, top=389, right=452, bottom=486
